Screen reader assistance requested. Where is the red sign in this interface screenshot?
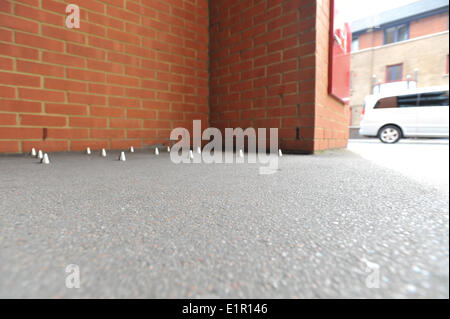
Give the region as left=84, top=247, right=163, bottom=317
left=328, top=0, right=351, bottom=103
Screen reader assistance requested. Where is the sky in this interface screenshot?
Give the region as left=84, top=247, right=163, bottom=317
left=337, top=0, right=420, bottom=23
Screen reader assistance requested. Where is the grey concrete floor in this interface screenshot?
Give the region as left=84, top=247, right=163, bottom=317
left=348, top=138, right=449, bottom=194
left=0, top=148, right=448, bottom=298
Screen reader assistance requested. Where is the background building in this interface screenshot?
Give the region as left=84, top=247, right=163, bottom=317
left=349, top=0, right=449, bottom=136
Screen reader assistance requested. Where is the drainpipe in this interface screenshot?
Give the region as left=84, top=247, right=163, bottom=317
left=369, top=28, right=376, bottom=95
left=414, top=68, right=419, bottom=86
left=372, top=74, right=377, bottom=93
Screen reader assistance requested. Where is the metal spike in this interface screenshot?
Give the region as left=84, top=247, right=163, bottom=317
left=155, top=147, right=159, bottom=155
left=130, top=146, right=135, bottom=153
left=189, top=150, right=194, bottom=160
left=37, top=150, right=43, bottom=160
left=86, top=147, right=91, bottom=155
left=41, top=153, right=50, bottom=164
left=239, top=149, right=244, bottom=158
left=197, top=146, right=201, bottom=154
left=119, top=151, right=126, bottom=162
left=278, top=149, right=283, bottom=157
left=101, top=148, right=107, bottom=157
left=30, top=148, right=37, bottom=157
left=167, top=146, right=171, bottom=152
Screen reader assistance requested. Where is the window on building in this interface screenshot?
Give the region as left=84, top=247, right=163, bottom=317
left=384, top=24, right=409, bottom=44
left=397, top=24, right=409, bottom=41
left=386, top=64, right=403, bottom=82
left=351, top=37, right=359, bottom=52
left=418, top=91, right=449, bottom=107
left=384, top=27, right=396, bottom=44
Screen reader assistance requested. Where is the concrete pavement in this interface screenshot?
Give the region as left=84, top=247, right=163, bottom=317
left=348, top=138, right=449, bottom=195
left=0, top=148, right=448, bottom=298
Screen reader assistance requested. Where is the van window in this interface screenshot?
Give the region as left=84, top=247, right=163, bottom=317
left=398, top=94, right=419, bottom=107
left=374, top=93, right=420, bottom=109
left=418, top=91, right=449, bottom=107
left=375, top=96, right=397, bottom=108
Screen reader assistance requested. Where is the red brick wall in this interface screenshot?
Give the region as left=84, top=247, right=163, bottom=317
left=0, top=0, right=208, bottom=153
left=1, top=0, right=349, bottom=154
left=209, top=0, right=318, bottom=153
left=358, top=29, right=383, bottom=50
left=314, top=0, right=349, bottom=151
left=410, top=11, right=449, bottom=39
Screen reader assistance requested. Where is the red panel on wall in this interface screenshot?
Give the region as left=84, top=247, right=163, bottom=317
left=328, top=0, right=351, bottom=103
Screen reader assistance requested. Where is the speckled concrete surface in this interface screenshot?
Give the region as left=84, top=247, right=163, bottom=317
left=0, top=149, right=448, bottom=298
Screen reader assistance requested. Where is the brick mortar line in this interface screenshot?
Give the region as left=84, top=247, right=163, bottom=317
left=0, top=47, right=208, bottom=84
left=1, top=61, right=208, bottom=92
left=22, top=0, right=207, bottom=27
left=1, top=20, right=209, bottom=67
left=211, top=6, right=315, bottom=32
left=211, top=43, right=316, bottom=68
left=0, top=99, right=208, bottom=113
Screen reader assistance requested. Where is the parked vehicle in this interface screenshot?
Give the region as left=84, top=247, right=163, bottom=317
left=359, top=86, right=449, bottom=143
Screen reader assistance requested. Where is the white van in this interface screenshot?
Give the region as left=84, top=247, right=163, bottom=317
left=359, top=86, right=449, bottom=143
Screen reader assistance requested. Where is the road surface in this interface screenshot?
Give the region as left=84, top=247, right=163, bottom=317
left=0, top=147, right=448, bottom=298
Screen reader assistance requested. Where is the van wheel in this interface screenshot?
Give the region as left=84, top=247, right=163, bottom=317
left=379, top=125, right=401, bottom=144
